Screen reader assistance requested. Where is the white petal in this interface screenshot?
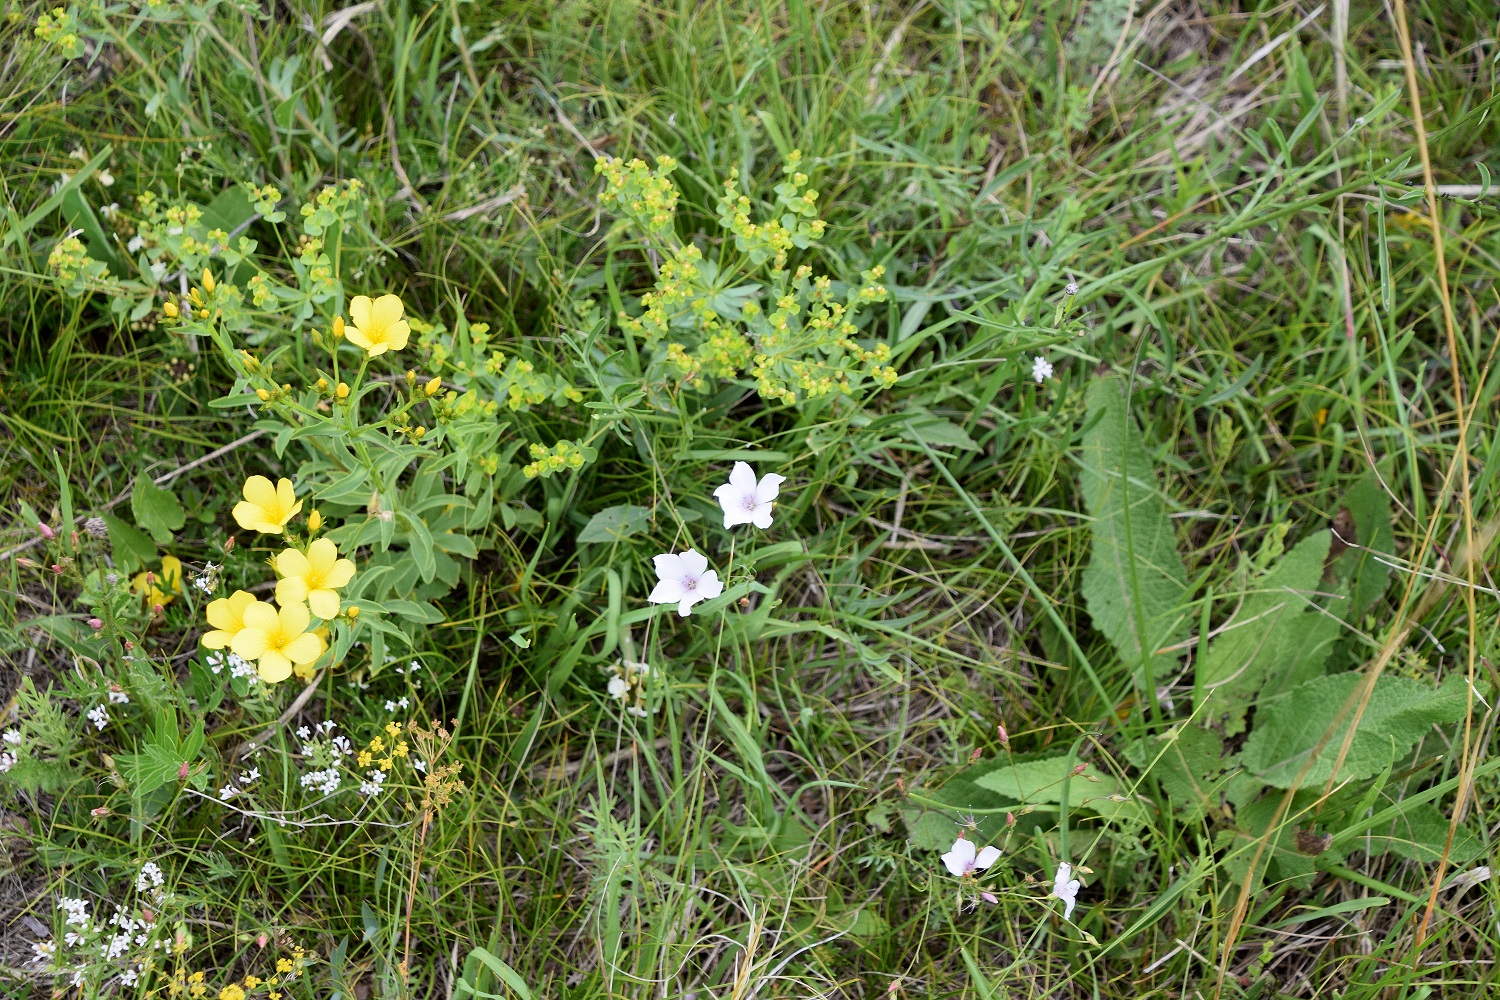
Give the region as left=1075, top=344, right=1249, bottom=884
left=728, top=461, right=759, bottom=495
left=696, top=570, right=724, bottom=601
left=677, top=594, right=699, bottom=617
left=653, top=552, right=685, bottom=582
left=974, top=846, right=1000, bottom=871
left=678, top=549, right=709, bottom=576
left=943, top=837, right=976, bottom=875
left=750, top=505, right=775, bottom=530
left=648, top=578, right=687, bottom=605
left=754, top=472, right=786, bottom=505
left=720, top=501, right=756, bottom=528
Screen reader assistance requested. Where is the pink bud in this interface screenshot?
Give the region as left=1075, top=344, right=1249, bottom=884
left=1072, top=763, right=1087, bottom=776
left=91, top=806, right=109, bottom=817
left=177, top=761, right=190, bottom=780
left=51, top=564, right=63, bottom=575
left=980, top=891, right=997, bottom=904
left=256, top=933, right=269, bottom=949
left=70, top=531, right=80, bottom=547
left=1006, top=812, right=1015, bottom=826
left=140, top=909, right=155, bottom=924
left=89, top=618, right=103, bottom=630
left=224, top=536, right=236, bottom=554
left=996, top=722, right=1009, bottom=747
left=37, top=522, right=54, bottom=540
left=124, top=641, right=134, bottom=651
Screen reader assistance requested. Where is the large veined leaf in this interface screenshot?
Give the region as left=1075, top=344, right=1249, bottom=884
left=1328, top=468, right=1395, bottom=622
left=1195, top=530, right=1345, bottom=735
left=1241, top=672, right=1468, bottom=787
left=1078, top=377, right=1189, bottom=693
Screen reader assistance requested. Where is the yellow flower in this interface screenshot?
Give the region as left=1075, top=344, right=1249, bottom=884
left=357, top=750, right=372, bottom=767
left=132, top=555, right=183, bottom=606
left=384, top=722, right=401, bottom=737
left=201, top=590, right=261, bottom=649
left=307, top=509, right=323, bottom=533
left=276, top=959, right=293, bottom=974
left=232, top=476, right=302, bottom=534
left=231, top=601, right=326, bottom=683
left=242, top=976, right=261, bottom=990
left=219, top=986, right=245, bottom=1000
left=274, top=538, right=356, bottom=619
left=346, top=294, right=410, bottom=357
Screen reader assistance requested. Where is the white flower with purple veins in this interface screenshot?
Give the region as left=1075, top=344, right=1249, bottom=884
left=86, top=705, right=109, bottom=730
left=713, top=462, right=787, bottom=529
left=648, top=550, right=724, bottom=617
left=1031, top=356, right=1054, bottom=383
left=941, top=835, right=1000, bottom=878
left=1051, top=861, right=1082, bottom=921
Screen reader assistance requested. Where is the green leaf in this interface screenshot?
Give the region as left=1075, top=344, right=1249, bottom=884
left=1242, top=672, right=1469, bottom=787
left=971, top=756, right=1142, bottom=822
left=1125, top=725, right=1233, bottom=820
left=577, top=504, right=651, bottom=544
left=899, top=408, right=978, bottom=452
left=1196, top=530, right=1344, bottom=735
left=105, top=513, right=158, bottom=574
left=1078, top=377, right=1189, bottom=689
left=131, top=479, right=186, bottom=544
left=1361, top=804, right=1483, bottom=865
left=1329, top=469, right=1395, bottom=621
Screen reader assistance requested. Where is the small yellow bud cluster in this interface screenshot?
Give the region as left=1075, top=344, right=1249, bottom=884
left=46, top=235, right=91, bottom=282
left=35, top=6, right=82, bottom=58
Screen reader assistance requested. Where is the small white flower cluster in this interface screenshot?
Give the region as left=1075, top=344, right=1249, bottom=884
left=358, top=769, right=386, bottom=797
left=205, top=649, right=259, bottom=681
left=134, top=862, right=163, bottom=894
left=192, top=561, right=221, bottom=594
left=384, top=696, right=410, bottom=712
left=394, top=660, right=422, bottom=676
left=295, top=720, right=350, bottom=796
left=107, top=687, right=130, bottom=705
left=86, top=705, right=109, bottom=730
left=1, top=727, right=21, bottom=773
left=36, top=891, right=163, bottom=988
left=604, top=659, right=652, bottom=718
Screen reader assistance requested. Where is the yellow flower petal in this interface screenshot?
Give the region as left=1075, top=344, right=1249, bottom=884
left=384, top=321, right=410, bottom=352
left=282, top=630, right=325, bottom=665
left=308, top=588, right=340, bottom=620
left=277, top=601, right=311, bottom=636
left=349, top=295, right=373, bottom=331
left=230, top=627, right=271, bottom=660
left=371, top=294, right=404, bottom=329
left=276, top=547, right=312, bottom=579
left=257, top=651, right=293, bottom=684
left=323, top=557, right=356, bottom=589
left=241, top=475, right=277, bottom=509
left=275, top=576, right=311, bottom=607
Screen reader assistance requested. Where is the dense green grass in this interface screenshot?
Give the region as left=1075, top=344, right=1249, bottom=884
left=3, top=1, right=1500, bottom=998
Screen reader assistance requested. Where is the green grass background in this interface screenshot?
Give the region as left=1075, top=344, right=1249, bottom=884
left=3, top=0, right=1500, bottom=997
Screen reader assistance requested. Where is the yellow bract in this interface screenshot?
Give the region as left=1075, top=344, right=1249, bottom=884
left=201, top=590, right=260, bottom=649
left=345, top=294, right=410, bottom=357
left=275, top=538, right=356, bottom=619
left=230, top=601, right=326, bottom=684
left=232, top=476, right=302, bottom=534
left=132, top=554, right=183, bottom=606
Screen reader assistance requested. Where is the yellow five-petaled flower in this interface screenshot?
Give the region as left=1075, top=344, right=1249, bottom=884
left=232, top=476, right=302, bottom=534
left=345, top=294, right=410, bottom=357
left=201, top=590, right=259, bottom=648
left=132, top=554, right=183, bottom=607
left=230, top=601, right=326, bottom=683
left=275, top=538, right=356, bottom=619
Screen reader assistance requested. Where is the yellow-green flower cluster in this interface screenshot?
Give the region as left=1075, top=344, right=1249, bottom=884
left=242, top=182, right=285, bottom=221
left=35, top=6, right=82, bottom=58
left=47, top=235, right=91, bottom=282
left=523, top=439, right=589, bottom=479
left=166, top=946, right=308, bottom=1000
left=299, top=178, right=366, bottom=237
left=595, top=155, right=680, bottom=238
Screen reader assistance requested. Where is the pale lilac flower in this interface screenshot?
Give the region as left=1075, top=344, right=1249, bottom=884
left=1051, top=861, right=1081, bottom=920
left=713, top=462, right=786, bottom=529
left=648, top=550, right=724, bottom=617
left=1031, top=357, right=1053, bottom=383
left=941, top=835, right=1000, bottom=877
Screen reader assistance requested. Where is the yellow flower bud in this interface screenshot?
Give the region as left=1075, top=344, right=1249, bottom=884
left=424, top=376, right=442, bottom=396
left=345, top=605, right=359, bottom=619
left=335, top=382, right=350, bottom=400
left=405, top=370, right=417, bottom=385
left=307, top=509, right=322, bottom=533
left=202, top=269, right=215, bottom=293
left=162, top=301, right=178, bottom=318
left=198, top=308, right=209, bottom=319
left=316, top=377, right=328, bottom=391
left=332, top=315, right=345, bottom=340
left=255, top=388, right=271, bottom=401
left=413, top=425, right=425, bottom=438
